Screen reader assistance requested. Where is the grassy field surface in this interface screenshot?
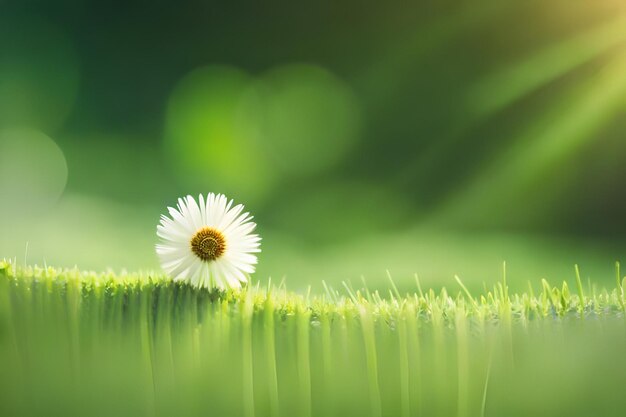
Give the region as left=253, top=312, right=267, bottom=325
left=1, top=261, right=626, bottom=417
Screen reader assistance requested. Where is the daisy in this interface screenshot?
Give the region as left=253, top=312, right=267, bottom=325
left=156, top=193, right=261, bottom=289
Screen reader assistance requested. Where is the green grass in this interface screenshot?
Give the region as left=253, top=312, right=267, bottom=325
left=1, top=260, right=626, bottom=417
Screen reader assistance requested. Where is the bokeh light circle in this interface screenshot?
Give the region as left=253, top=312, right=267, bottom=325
left=164, top=65, right=276, bottom=203
left=244, top=64, right=362, bottom=176
left=0, top=129, right=68, bottom=212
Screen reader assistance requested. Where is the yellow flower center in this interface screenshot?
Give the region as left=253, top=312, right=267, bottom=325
left=190, top=227, right=226, bottom=261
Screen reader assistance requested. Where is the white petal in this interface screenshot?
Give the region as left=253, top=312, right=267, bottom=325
left=199, top=262, right=210, bottom=288
left=210, top=194, right=229, bottom=227
left=167, top=206, right=194, bottom=234
left=216, top=260, right=241, bottom=289
left=187, top=261, right=202, bottom=287
left=185, top=195, right=203, bottom=230
left=217, top=204, right=245, bottom=231
left=198, top=194, right=207, bottom=225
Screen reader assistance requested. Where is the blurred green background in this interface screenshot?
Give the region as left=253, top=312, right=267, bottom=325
left=1, top=0, right=626, bottom=292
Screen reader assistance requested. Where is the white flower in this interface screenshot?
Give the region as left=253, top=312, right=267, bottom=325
left=156, top=193, right=261, bottom=289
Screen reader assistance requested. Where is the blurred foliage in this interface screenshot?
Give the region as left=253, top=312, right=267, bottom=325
left=0, top=0, right=626, bottom=288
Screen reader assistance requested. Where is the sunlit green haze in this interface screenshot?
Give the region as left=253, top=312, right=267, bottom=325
left=2, top=262, right=626, bottom=417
